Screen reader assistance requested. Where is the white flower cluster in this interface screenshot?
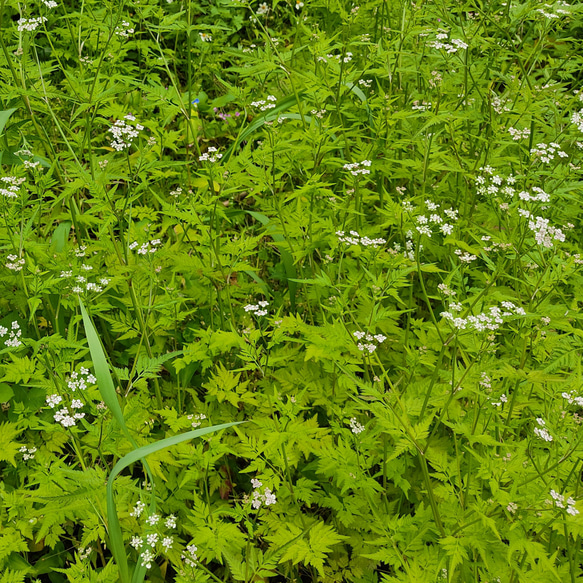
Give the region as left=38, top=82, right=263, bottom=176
left=561, top=391, right=583, bottom=407
left=67, top=368, right=97, bottom=391
left=321, top=52, right=353, bottom=63
left=342, top=160, right=371, bottom=176
left=414, top=202, right=458, bottom=237
left=490, top=393, right=508, bottom=407
left=336, top=230, right=386, bottom=248
left=508, top=127, right=530, bottom=140
left=1, top=176, right=26, bottom=198
left=19, top=446, right=37, bottom=461
left=353, top=330, right=386, bottom=354
left=251, top=95, right=277, bottom=110
left=530, top=142, right=567, bottom=164
left=250, top=478, right=277, bottom=509
left=519, top=211, right=565, bottom=248
left=349, top=417, right=365, bottom=434
left=437, top=283, right=456, bottom=297
left=199, top=32, right=212, bottom=42
left=518, top=187, right=550, bottom=203
left=479, top=372, right=492, bottom=389
left=129, top=238, right=161, bottom=255
left=187, top=413, right=206, bottom=428
left=54, top=403, right=85, bottom=428
left=43, top=0, right=58, bottom=7
left=244, top=300, right=269, bottom=316
left=115, top=20, right=134, bottom=38
left=181, top=544, right=198, bottom=568
left=412, top=100, right=431, bottom=111
left=537, top=1, right=571, bottom=18
left=17, top=17, right=47, bottom=32
left=199, top=147, right=222, bottom=162
left=475, top=166, right=516, bottom=198
left=129, top=507, right=178, bottom=568
left=60, top=270, right=110, bottom=294
left=441, top=302, right=525, bottom=332
left=572, top=110, right=583, bottom=133
left=550, top=489, right=578, bottom=515
left=6, top=254, right=25, bottom=271
left=429, top=29, right=468, bottom=53
left=78, top=547, right=92, bottom=560
left=454, top=249, right=477, bottom=263
left=534, top=418, right=553, bottom=442
left=108, top=115, right=143, bottom=151
left=0, top=321, right=22, bottom=347
left=358, top=79, right=372, bottom=88
left=46, top=394, right=62, bottom=408
left=491, top=93, right=511, bottom=114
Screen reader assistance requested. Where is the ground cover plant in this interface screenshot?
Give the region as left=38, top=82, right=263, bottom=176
left=1, top=0, right=583, bottom=581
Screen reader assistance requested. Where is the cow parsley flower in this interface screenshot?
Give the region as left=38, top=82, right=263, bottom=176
left=181, top=544, right=198, bottom=567
left=343, top=160, right=371, bottom=176
left=349, top=418, right=365, bottom=434
left=199, top=147, right=222, bottom=162
left=115, top=21, right=134, bottom=38
left=108, top=115, right=143, bottom=151
left=534, top=418, right=553, bottom=442
left=17, top=17, right=47, bottom=32
left=336, top=230, right=385, bottom=248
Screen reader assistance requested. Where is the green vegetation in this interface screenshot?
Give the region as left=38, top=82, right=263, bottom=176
left=1, top=0, right=583, bottom=581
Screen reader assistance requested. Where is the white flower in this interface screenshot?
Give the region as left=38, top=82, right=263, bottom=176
left=130, top=501, right=146, bottom=518
left=130, top=537, right=143, bottom=549
left=199, top=32, right=212, bottom=42
left=146, top=533, right=159, bottom=546
left=46, top=394, right=63, bottom=408
left=349, top=417, right=365, bottom=434
left=162, top=536, right=173, bottom=551
left=146, top=514, right=160, bottom=526
left=17, top=17, right=47, bottom=32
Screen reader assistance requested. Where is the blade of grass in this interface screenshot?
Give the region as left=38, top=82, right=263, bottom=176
left=107, top=422, right=244, bottom=583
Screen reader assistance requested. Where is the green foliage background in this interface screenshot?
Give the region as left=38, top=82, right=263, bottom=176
left=1, top=0, right=583, bottom=581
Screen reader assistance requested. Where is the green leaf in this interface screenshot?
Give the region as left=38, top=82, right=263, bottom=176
left=0, top=383, right=14, bottom=402
left=107, top=422, right=244, bottom=583
left=0, top=108, right=17, bottom=137
left=0, top=423, right=22, bottom=466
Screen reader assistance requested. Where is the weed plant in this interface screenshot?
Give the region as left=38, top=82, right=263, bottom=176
left=1, top=0, right=583, bottom=581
